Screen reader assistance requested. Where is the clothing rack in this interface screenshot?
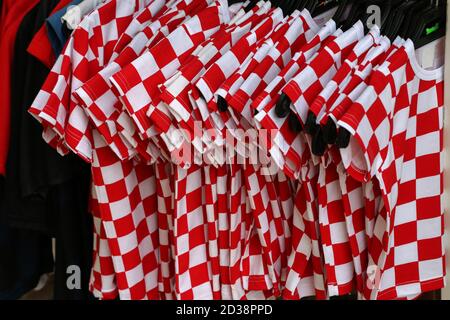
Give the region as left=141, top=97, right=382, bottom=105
left=443, top=0, right=450, bottom=300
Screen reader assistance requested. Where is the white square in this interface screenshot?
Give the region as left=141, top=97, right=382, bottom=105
left=187, top=207, right=204, bottom=230
left=417, top=87, right=438, bottom=114
left=416, top=175, right=440, bottom=199
left=394, top=242, right=418, bottom=265
left=109, top=198, right=132, bottom=219
left=125, top=264, right=145, bottom=287
left=170, top=28, right=194, bottom=55
left=417, top=217, right=442, bottom=240
left=416, top=131, right=440, bottom=157
left=378, top=266, right=395, bottom=291
left=190, top=245, right=208, bottom=267
left=329, top=222, right=349, bottom=244
left=401, top=159, right=416, bottom=183
left=127, top=83, right=152, bottom=111
left=395, top=201, right=417, bottom=225
left=419, top=258, right=444, bottom=280
left=117, top=231, right=139, bottom=255
left=335, top=262, right=355, bottom=284
left=176, top=233, right=190, bottom=255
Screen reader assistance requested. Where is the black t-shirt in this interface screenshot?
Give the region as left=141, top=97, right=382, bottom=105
left=0, top=0, right=93, bottom=300
left=0, top=1, right=55, bottom=299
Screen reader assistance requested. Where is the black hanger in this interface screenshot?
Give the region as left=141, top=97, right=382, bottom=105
left=288, top=113, right=303, bottom=132
left=321, top=117, right=338, bottom=144
left=336, top=127, right=351, bottom=148
left=332, top=0, right=352, bottom=26
left=311, top=127, right=327, bottom=156
left=311, top=0, right=341, bottom=17
left=275, top=93, right=292, bottom=118
left=398, top=0, right=431, bottom=38
left=410, top=0, right=446, bottom=48
left=244, top=0, right=259, bottom=12
left=341, top=0, right=367, bottom=30
left=381, top=0, right=407, bottom=37
left=228, top=0, right=247, bottom=5
left=394, top=0, right=420, bottom=36
left=284, top=0, right=301, bottom=15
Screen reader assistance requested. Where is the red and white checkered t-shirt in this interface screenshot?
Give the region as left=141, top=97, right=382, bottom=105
left=171, top=164, right=216, bottom=299
left=253, top=22, right=339, bottom=177
left=74, top=0, right=208, bottom=162
left=89, top=184, right=119, bottom=299
left=193, top=7, right=284, bottom=125
left=337, top=39, right=445, bottom=300
left=29, top=0, right=168, bottom=300
left=313, top=37, right=408, bottom=298
left=278, top=22, right=365, bottom=173
left=110, top=0, right=173, bottom=61
left=184, top=9, right=283, bottom=160
left=158, top=2, right=271, bottom=157
left=241, top=163, right=291, bottom=297
left=283, top=21, right=365, bottom=127
left=213, top=11, right=298, bottom=125
left=307, top=28, right=381, bottom=297
left=316, top=154, right=354, bottom=297
left=315, top=40, right=402, bottom=298
left=29, top=0, right=154, bottom=162
left=283, top=161, right=327, bottom=299
left=320, top=42, right=403, bottom=298
left=326, top=37, right=403, bottom=126
left=226, top=161, right=277, bottom=300
left=224, top=9, right=320, bottom=130
left=211, top=13, right=295, bottom=153
left=110, top=0, right=231, bottom=142
left=153, top=162, right=176, bottom=300
left=309, top=26, right=381, bottom=123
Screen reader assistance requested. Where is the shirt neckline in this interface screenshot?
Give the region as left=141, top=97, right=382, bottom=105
left=403, top=38, right=444, bottom=81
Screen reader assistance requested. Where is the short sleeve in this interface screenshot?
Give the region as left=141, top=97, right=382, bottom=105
left=337, top=69, right=396, bottom=182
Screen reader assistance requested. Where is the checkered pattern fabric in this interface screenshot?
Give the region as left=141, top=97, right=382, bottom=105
left=252, top=20, right=339, bottom=113
left=172, top=165, right=214, bottom=299
left=89, top=186, right=118, bottom=299
left=193, top=8, right=286, bottom=154
left=302, top=28, right=382, bottom=297
left=110, top=1, right=230, bottom=144
left=28, top=0, right=445, bottom=301
left=326, top=37, right=403, bottom=125
left=310, top=27, right=381, bottom=122
left=154, top=162, right=176, bottom=300
left=74, top=0, right=207, bottom=161
left=29, top=0, right=155, bottom=162
left=337, top=39, right=445, bottom=299
left=317, top=158, right=355, bottom=296
left=215, top=12, right=295, bottom=130
left=274, top=22, right=364, bottom=175
left=243, top=164, right=287, bottom=296
left=195, top=7, right=284, bottom=112
left=111, top=0, right=171, bottom=61
left=253, top=22, right=339, bottom=176
left=284, top=161, right=326, bottom=299
left=283, top=21, right=365, bottom=127
left=91, top=130, right=160, bottom=300
left=226, top=10, right=318, bottom=127
left=159, top=2, right=270, bottom=157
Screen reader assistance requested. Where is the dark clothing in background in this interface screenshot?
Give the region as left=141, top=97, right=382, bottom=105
left=0, top=0, right=94, bottom=300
